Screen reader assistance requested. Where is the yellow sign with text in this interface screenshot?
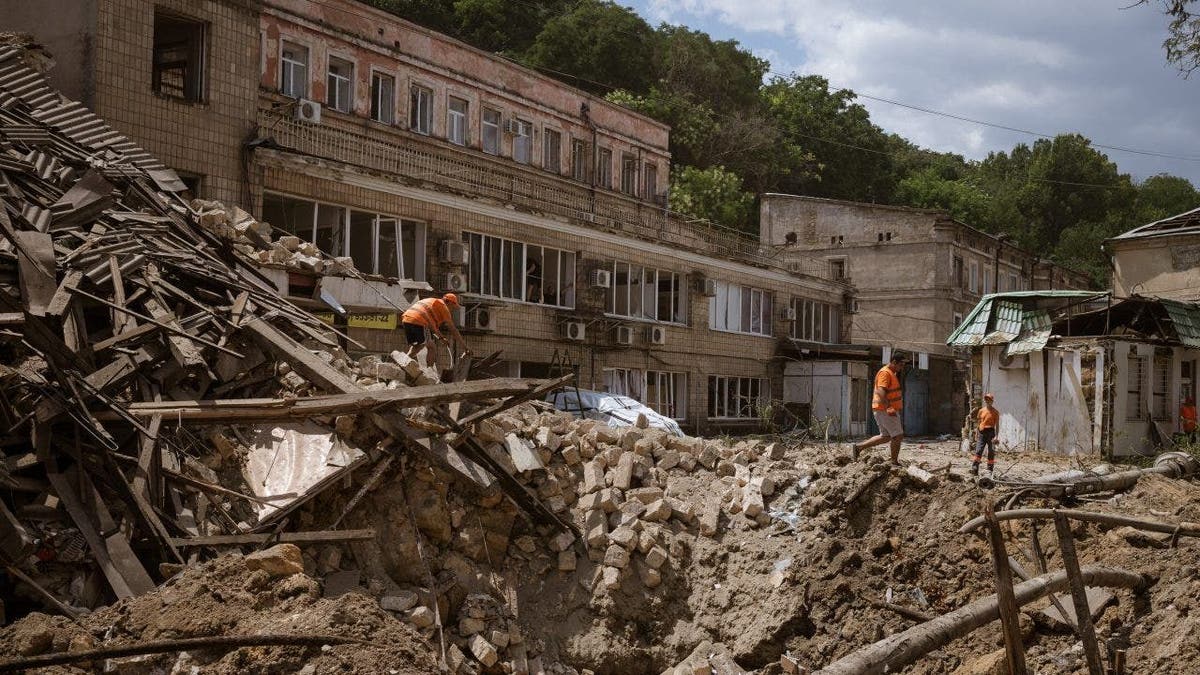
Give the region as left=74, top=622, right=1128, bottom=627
left=348, top=312, right=398, bottom=330
left=313, top=312, right=336, bottom=325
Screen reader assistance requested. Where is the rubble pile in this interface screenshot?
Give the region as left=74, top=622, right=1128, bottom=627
left=190, top=198, right=357, bottom=276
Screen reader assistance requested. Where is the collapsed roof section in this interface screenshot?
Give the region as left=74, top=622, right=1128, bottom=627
left=1111, top=206, right=1200, bottom=242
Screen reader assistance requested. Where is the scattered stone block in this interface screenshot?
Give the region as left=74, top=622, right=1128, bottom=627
left=602, top=566, right=621, bottom=590
left=380, top=591, right=419, bottom=613
left=604, top=544, right=631, bottom=568
left=582, top=461, right=605, bottom=494
left=642, top=499, right=672, bottom=522
left=628, top=487, right=664, bottom=504
left=598, top=488, right=622, bottom=513
left=734, top=464, right=751, bottom=487
left=558, top=549, right=576, bottom=572
left=535, top=427, right=562, bottom=453
left=408, top=606, right=435, bottom=628
left=469, top=635, right=499, bottom=667
left=638, top=529, right=656, bottom=554
left=245, top=543, right=303, bottom=578
left=633, top=438, right=658, bottom=457
left=766, top=443, right=786, bottom=460
left=904, top=464, right=939, bottom=488
left=636, top=413, right=649, bottom=429
left=645, top=545, right=669, bottom=569
left=700, top=498, right=721, bottom=537
left=678, top=453, right=697, bottom=471
left=1040, top=587, right=1116, bottom=631
left=612, top=452, right=636, bottom=490
left=657, top=450, right=680, bottom=470
left=550, top=531, right=575, bottom=552
left=716, top=460, right=736, bottom=477
left=561, top=445, right=582, bottom=465
left=666, top=498, right=695, bottom=523
left=460, top=616, right=487, bottom=636
left=698, top=445, right=720, bottom=470
left=609, top=526, right=638, bottom=549
left=620, top=428, right=643, bottom=452
left=446, top=644, right=467, bottom=673
left=639, top=564, right=662, bottom=588
left=506, top=433, right=544, bottom=472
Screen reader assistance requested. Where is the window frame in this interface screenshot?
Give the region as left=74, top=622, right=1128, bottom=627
left=570, top=138, right=590, bottom=182
left=646, top=370, right=688, bottom=420
left=447, top=95, right=469, bottom=146
left=596, top=147, right=613, bottom=189
left=409, top=83, right=433, bottom=135
left=461, top=231, right=575, bottom=309
left=543, top=128, right=562, bottom=173
left=481, top=107, right=501, bottom=155
left=326, top=54, right=354, bottom=114
left=605, top=261, right=687, bottom=325
left=279, top=39, right=310, bottom=99
left=620, top=153, right=638, bottom=196
left=512, top=118, right=533, bottom=164
left=708, top=375, right=768, bottom=420
left=152, top=10, right=208, bottom=103
left=369, top=69, right=395, bottom=124
left=1127, top=353, right=1147, bottom=421
left=708, top=281, right=773, bottom=337
left=791, top=298, right=841, bottom=343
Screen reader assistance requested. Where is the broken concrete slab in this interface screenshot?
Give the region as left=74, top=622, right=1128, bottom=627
left=1039, top=587, right=1116, bottom=631
left=505, top=433, right=544, bottom=472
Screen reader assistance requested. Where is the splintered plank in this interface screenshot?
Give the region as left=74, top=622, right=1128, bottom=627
left=13, top=230, right=57, bottom=316
left=240, top=317, right=360, bottom=394
left=381, top=418, right=494, bottom=489
left=142, top=297, right=206, bottom=369
left=44, top=270, right=83, bottom=318
left=169, top=529, right=376, bottom=548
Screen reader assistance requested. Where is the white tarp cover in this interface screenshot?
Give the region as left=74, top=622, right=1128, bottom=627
left=547, top=389, right=684, bottom=436
left=241, top=421, right=366, bottom=522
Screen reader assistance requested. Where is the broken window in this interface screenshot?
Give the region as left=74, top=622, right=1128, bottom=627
left=607, top=264, right=685, bottom=323
left=709, top=281, right=772, bottom=336
left=512, top=119, right=533, bottom=164
left=792, top=299, right=841, bottom=343
left=620, top=154, right=638, bottom=196
left=370, top=72, right=395, bottom=124
left=708, top=375, right=766, bottom=419
left=447, top=96, right=468, bottom=145
left=571, top=139, right=590, bottom=182
left=1127, top=353, right=1147, bottom=421
left=462, top=232, right=574, bottom=308
left=481, top=108, right=501, bottom=154
left=1183, top=360, right=1195, bottom=404
left=326, top=57, right=353, bottom=113
left=280, top=40, right=308, bottom=99
left=646, top=371, right=687, bottom=419
left=543, top=128, right=561, bottom=173
left=153, top=11, right=206, bottom=102
left=596, top=148, right=612, bottom=189
left=409, top=84, right=433, bottom=135
left=314, top=203, right=345, bottom=258
left=604, top=368, right=644, bottom=400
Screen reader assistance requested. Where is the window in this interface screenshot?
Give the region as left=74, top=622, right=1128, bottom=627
left=482, top=108, right=501, bottom=154
left=983, top=272, right=992, bottom=296
left=953, top=255, right=965, bottom=289
left=1008, top=273, right=1019, bottom=292
left=571, top=139, right=590, bottom=181
left=447, top=96, right=468, bottom=145
left=409, top=85, right=432, bottom=135
left=643, top=163, right=658, bottom=200
left=326, top=57, right=353, bottom=113
left=604, top=368, right=644, bottom=401
left=261, top=193, right=425, bottom=280
left=512, top=119, right=533, bottom=164
left=646, top=371, right=687, bottom=419
left=462, top=232, right=575, bottom=308
left=953, top=312, right=964, bottom=327
left=620, top=154, right=638, bottom=195
left=370, top=72, right=395, bottom=124
left=792, top=299, right=841, bottom=343
left=1153, top=351, right=1171, bottom=421
left=607, top=263, right=686, bottom=323
left=280, top=41, right=309, bottom=99
left=1127, top=354, right=1147, bottom=421
left=709, top=281, right=772, bottom=336
left=969, top=260, right=979, bottom=294
left=709, top=375, right=767, bottom=419
left=153, top=11, right=206, bottom=102
left=596, top=148, right=612, bottom=189
left=543, top=128, right=561, bottom=173
left=828, top=259, right=846, bottom=280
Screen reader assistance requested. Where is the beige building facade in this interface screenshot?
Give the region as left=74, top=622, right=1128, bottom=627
left=760, top=194, right=1092, bottom=435
left=12, top=0, right=853, bottom=435
left=1110, top=207, right=1200, bottom=302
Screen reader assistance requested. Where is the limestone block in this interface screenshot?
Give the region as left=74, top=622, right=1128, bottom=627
left=380, top=591, right=419, bottom=613
left=459, top=616, right=486, bottom=636
left=505, top=433, right=544, bottom=472
left=604, top=545, right=631, bottom=568
left=699, top=499, right=721, bottom=537
left=598, top=488, right=622, bottom=512
left=611, top=452, right=636, bottom=491
left=535, top=427, right=562, bottom=453
left=657, top=450, right=681, bottom=470
left=602, top=566, right=622, bottom=590
left=628, top=487, right=665, bottom=504
left=582, top=461, right=605, bottom=494
left=645, top=545, right=669, bottom=569
left=558, top=549, right=577, bottom=572
left=408, top=606, right=435, bottom=628
left=469, top=635, right=499, bottom=667
left=620, top=428, right=643, bottom=452
left=633, top=438, right=657, bottom=457
left=550, top=531, right=576, bottom=552
left=561, top=445, right=582, bottom=465
left=766, top=442, right=786, bottom=460
left=642, top=499, right=672, bottom=523
left=609, top=526, right=638, bottom=549
left=245, top=544, right=303, bottom=577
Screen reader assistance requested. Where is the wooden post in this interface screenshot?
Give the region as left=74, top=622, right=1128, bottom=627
left=1053, top=510, right=1105, bottom=675
left=983, top=500, right=1028, bottom=675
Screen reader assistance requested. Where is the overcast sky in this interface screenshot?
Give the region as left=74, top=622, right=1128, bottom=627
left=630, top=0, right=1200, bottom=185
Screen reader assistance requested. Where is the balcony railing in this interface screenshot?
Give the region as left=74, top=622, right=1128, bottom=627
left=257, top=104, right=826, bottom=278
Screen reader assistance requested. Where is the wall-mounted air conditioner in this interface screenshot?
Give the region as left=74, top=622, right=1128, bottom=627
left=443, top=272, right=468, bottom=293
left=701, top=278, right=718, bottom=297
left=439, top=240, right=469, bottom=265
left=466, top=307, right=497, bottom=331
left=589, top=269, right=611, bottom=289
left=646, top=325, right=667, bottom=346
left=613, top=325, right=633, bottom=345
left=783, top=306, right=797, bottom=321
left=503, top=118, right=523, bottom=135
left=564, top=321, right=586, bottom=341
left=845, top=298, right=860, bottom=314
left=295, top=98, right=322, bottom=124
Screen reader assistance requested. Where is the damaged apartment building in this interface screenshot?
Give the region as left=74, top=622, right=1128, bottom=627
left=759, top=194, right=1092, bottom=436
left=9, top=0, right=853, bottom=435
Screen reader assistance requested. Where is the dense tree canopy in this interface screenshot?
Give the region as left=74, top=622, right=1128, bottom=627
left=370, top=0, right=1200, bottom=284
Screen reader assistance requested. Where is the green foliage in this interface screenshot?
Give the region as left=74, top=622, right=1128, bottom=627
left=523, top=0, right=657, bottom=94
left=1135, top=173, right=1200, bottom=222
left=1140, top=0, right=1200, bottom=74
left=452, top=0, right=569, bottom=54
left=894, top=168, right=994, bottom=228
left=668, top=165, right=756, bottom=232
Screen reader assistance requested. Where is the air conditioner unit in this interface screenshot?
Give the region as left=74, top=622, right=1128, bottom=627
left=564, top=321, right=586, bottom=341
left=579, top=211, right=599, bottom=224
left=589, top=269, right=611, bottom=289
left=613, top=325, right=633, bottom=345
left=783, top=306, right=797, bottom=321
left=295, top=98, right=322, bottom=124
left=646, top=325, right=666, bottom=346
left=443, top=272, right=468, bottom=293
left=503, top=118, right=523, bottom=135
left=701, top=278, right=718, bottom=297
left=999, top=351, right=1028, bottom=370
left=466, top=307, right=497, bottom=331
left=439, top=240, right=469, bottom=265
left=845, top=298, right=860, bottom=314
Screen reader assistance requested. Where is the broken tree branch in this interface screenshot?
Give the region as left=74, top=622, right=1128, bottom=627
left=959, top=508, right=1200, bottom=538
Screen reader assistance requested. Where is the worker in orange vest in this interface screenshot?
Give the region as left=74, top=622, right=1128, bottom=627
left=850, top=352, right=909, bottom=465
left=401, top=293, right=468, bottom=371
left=1181, top=396, right=1197, bottom=444
left=972, top=393, right=1000, bottom=477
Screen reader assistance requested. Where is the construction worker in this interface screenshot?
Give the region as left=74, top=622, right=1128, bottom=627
left=1181, top=396, right=1197, bottom=444
left=850, top=352, right=909, bottom=465
left=401, top=293, right=468, bottom=371
left=972, top=393, right=1000, bottom=476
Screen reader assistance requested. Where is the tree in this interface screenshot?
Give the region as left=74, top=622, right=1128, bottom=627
left=365, top=0, right=457, bottom=36
left=1140, top=0, right=1200, bottom=74
left=894, top=168, right=995, bottom=229
left=523, top=1, right=657, bottom=95
left=452, top=0, right=569, bottom=54
left=1134, top=173, right=1199, bottom=222
left=668, top=165, right=757, bottom=232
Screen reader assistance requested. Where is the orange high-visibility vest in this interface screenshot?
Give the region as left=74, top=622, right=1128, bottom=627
left=872, top=365, right=903, bottom=411
left=401, top=298, right=452, bottom=335
left=1183, top=404, right=1197, bottom=433
left=978, top=406, right=999, bottom=430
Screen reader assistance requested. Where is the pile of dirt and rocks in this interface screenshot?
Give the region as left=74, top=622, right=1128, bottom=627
left=6, top=405, right=1200, bottom=675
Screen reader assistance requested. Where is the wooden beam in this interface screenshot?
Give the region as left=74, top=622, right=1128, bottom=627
left=983, top=501, right=1027, bottom=675
left=240, top=316, right=360, bottom=394
left=14, top=230, right=57, bottom=316
left=1053, top=511, right=1105, bottom=675
left=169, top=529, right=375, bottom=547
left=455, top=373, right=573, bottom=430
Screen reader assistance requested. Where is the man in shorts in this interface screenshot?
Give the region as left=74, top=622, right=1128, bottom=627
left=401, top=293, right=468, bottom=371
left=850, top=352, right=909, bottom=465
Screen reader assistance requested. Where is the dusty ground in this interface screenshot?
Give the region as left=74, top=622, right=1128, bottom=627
left=4, top=412, right=1200, bottom=675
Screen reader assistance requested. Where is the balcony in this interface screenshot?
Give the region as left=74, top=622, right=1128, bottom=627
left=255, top=102, right=826, bottom=278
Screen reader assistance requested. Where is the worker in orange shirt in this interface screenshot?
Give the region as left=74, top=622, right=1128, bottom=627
left=972, top=393, right=1000, bottom=477
left=401, top=293, right=469, bottom=371
left=1181, top=396, right=1197, bottom=444
left=850, top=352, right=908, bottom=465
